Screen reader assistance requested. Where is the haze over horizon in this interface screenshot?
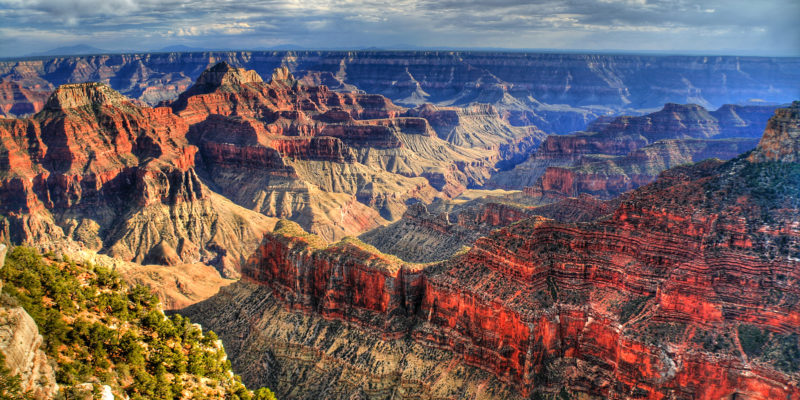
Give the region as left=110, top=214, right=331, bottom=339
left=1, top=0, right=798, bottom=58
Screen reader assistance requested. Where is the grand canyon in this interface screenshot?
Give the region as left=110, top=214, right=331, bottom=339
left=0, top=43, right=797, bottom=400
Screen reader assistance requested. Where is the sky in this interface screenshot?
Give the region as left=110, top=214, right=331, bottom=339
left=0, top=0, right=798, bottom=58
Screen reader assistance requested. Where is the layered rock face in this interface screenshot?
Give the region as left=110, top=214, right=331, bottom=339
left=405, top=103, right=544, bottom=164
left=174, top=62, right=543, bottom=241
left=2, top=51, right=797, bottom=134
left=184, top=103, right=800, bottom=399
left=0, top=81, right=275, bottom=276
left=0, top=80, right=50, bottom=117
left=359, top=200, right=534, bottom=263
left=0, top=305, right=58, bottom=398
left=491, top=103, right=775, bottom=200
left=360, top=193, right=613, bottom=263
left=749, top=101, right=800, bottom=162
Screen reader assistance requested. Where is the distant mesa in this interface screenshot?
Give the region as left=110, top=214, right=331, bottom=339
left=25, top=44, right=109, bottom=57
left=192, top=62, right=264, bottom=89
left=43, top=82, right=129, bottom=111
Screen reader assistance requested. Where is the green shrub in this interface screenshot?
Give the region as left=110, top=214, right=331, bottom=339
left=0, top=247, right=277, bottom=399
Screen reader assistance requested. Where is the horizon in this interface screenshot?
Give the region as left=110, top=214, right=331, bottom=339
left=1, top=0, right=798, bottom=58
left=4, top=45, right=800, bottom=61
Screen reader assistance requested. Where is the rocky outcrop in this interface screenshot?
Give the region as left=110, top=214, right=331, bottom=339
left=0, top=82, right=276, bottom=276
left=749, top=101, right=800, bottom=162
left=0, top=305, right=58, bottom=399
left=490, top=103, right=776, bottom=200
left=183, top=104, right=800, bottom=399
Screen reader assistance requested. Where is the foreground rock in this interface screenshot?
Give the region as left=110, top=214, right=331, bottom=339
left=0, top=305, right=58, bottom=398
left=183, top=103, right=800, bottom=399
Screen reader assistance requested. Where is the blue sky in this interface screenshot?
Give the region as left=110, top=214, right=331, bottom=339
left=0, top=0, right=798, bottom=57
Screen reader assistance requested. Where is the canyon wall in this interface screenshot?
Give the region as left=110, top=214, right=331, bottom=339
left=183, top=103, right=800, bottom=399
left=0, top=80, right=276, bottom=276
left=491, top=103, right=776, bottom=201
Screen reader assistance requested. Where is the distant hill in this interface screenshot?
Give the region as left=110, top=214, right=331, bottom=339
left=26, top=44, right=108, bottom=57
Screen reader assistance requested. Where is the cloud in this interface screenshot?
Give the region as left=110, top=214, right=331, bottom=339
left=0, top=0, right=797, bottom=57
left=169, top=22, right=254, bottom=37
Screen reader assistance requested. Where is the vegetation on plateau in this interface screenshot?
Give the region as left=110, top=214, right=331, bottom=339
left=0, top=246, right=277, bottom=399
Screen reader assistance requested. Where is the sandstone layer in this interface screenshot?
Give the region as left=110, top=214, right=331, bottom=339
left=183, top=103, right=800, bottom=399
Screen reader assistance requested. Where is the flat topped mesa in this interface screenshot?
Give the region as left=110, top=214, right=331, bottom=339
left=749, top=101, right=800, bottom=163
left=194, top=61, right=264, bottom=88
left=43, top=82, right=129, bottom=111
left=660, top=102, right=708, bottom=113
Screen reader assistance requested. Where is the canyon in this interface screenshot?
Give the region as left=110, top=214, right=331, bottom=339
left=0, top=50, right=797, bottom=400
left=1, top=51, right=798, bottom=134
left=183, top=102, right=800, bottom=399
left=173, top=62, right=543, bottom=241
left=0, top=61, right=544, bottom=280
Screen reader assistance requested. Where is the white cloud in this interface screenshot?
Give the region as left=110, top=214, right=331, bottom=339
left=172, top=22, right=253, bottom=37
left=0, top=0, right=797, bottom=57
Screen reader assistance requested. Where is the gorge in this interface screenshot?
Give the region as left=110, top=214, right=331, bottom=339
left=0, top=51, right=797, bottom=399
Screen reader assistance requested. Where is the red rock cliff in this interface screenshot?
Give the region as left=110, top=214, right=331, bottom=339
left=0, top=82, right=274, bottom=274
left=240, top=104, right=800, bottom=399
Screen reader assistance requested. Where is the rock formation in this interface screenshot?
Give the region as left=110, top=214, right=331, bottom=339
left=491, top=103, right=776, bottom=201
left=0, top=305, right=58, bottom=398
left=183, top=103, right=800, bottom=399
left=0, top=81, right=276, bottom=276
left=172, top=62, right=543, bottom=241
left=749, top=100, right=800, bottom=163
left=360, top=193, right=613, bottom=263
